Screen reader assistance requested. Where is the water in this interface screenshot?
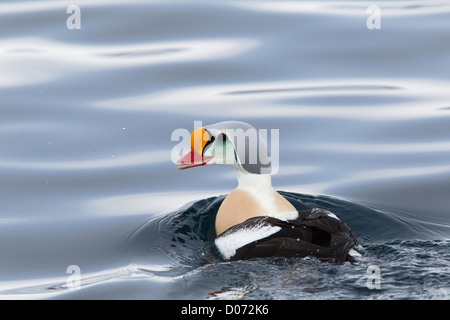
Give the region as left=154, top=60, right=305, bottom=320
left=0, top=0, right=449, bottom=300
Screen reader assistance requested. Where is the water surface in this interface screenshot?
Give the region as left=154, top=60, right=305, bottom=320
left=0, top=0, right=449, bottom=299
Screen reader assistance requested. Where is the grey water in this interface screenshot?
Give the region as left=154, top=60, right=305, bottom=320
left=0, top=0, right=449, bottom=299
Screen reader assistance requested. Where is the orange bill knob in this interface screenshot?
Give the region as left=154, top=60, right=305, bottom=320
left=191, top=127, right=210, bottom=157
left=175, top=127, right=213, bottom=169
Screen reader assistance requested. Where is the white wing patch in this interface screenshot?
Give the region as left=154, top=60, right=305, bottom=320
left=267, top=210, right=298, bottom=221
left=326, top=212, right=340, bottom=220
left=214, top=223, right=281, bottom=260
left=348, top=248, right=362, bottom=258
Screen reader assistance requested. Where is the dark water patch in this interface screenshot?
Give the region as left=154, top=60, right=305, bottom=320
left=223, top=84, right=402, bottom=96
left=125, top=191, right=440, bottom=277
left=98, top=48, right=188, bottom=58
left=279, top=191, right=422, bottom=241
left=125, top=195, right=224, bottom=276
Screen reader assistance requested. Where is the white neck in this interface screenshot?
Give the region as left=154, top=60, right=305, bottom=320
left=235, top=169, right=275, bottom=212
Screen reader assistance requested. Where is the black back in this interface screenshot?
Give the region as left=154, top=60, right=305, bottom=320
left=217, top=208, right=357, bottom=264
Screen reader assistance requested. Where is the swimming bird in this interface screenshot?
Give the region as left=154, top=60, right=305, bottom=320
left=175, top=121, right=358, bottom=263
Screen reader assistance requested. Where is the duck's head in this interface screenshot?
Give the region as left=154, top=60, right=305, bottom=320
left=175, top=121, right=272, bottom=175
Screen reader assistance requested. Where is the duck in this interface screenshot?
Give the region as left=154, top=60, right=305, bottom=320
left=175, top=121, right=359, bottom=264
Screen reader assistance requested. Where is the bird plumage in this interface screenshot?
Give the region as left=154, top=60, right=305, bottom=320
left=175, top=121, right=359, bottom=263
left=215, top=208, right=357, bottom=263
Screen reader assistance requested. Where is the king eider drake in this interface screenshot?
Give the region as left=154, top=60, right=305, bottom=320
left=175, top=121, right=359, bottom=264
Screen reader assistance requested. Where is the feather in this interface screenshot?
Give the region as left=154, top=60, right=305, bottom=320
left=214, top=208, right=358, bottom=264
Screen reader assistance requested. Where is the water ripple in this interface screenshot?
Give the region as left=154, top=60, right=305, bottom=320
left=96, top=78, right=450, bottom=121
left=0, top=150, right=168, bottom=170
left=312, top=141, right=450, bottom=154
left=236, top=1, right=450, bottom=16
left=0, top=38, right=256, bottom=88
